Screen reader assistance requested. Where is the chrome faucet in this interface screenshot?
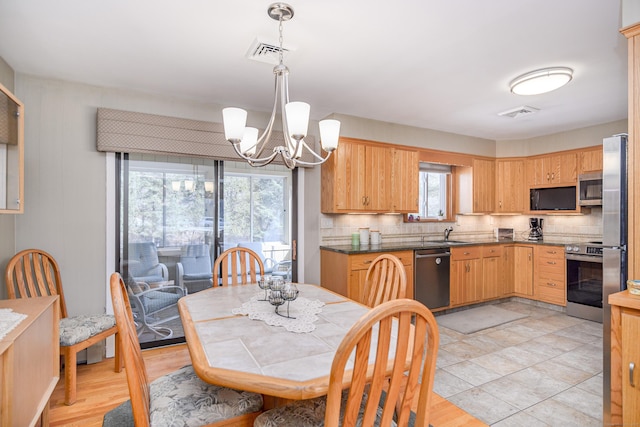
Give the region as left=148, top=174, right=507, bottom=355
left=444, top=226, right=453, bottom=241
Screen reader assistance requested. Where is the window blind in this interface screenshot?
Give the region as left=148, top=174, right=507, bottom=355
left=96, top=108, right=316, bottom=167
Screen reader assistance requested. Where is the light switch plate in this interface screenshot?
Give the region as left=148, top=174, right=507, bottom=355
left=321, top=217, right=334, bottom=229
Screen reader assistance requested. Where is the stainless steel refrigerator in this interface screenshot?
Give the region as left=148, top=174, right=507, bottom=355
left=603, top=133, right=628, bottom=424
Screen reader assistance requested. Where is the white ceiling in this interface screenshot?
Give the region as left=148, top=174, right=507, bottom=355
left=0, top=0, right=628, bottom=141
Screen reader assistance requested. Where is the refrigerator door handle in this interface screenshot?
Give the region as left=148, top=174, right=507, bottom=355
left=631, top=362, right=636, bottom=388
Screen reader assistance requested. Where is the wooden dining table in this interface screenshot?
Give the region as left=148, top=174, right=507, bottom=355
left=178, top=283, right=488, bottom=426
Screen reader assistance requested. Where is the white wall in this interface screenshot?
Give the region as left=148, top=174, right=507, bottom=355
left=11, top=72, right=629, bottom=309
left=331, top=113, right=496, bottom=157
left=496, top=119, right=628, bottom=157
left=13, top=73, right=325, bottom=312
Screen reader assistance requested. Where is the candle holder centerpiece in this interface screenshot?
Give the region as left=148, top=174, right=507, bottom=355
left=257, top=275, right=272, bottom=301
left=268, top=279, right=298, bottom=318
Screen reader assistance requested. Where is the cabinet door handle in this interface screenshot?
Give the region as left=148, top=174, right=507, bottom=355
left=464, top=252, right=471, bottom=255
left=364, top=260, right=372, bottom=264
left=630, top=362, right=636, bottom=388
left=547, top=261, right=556, bottom=265
left=362, top=196, right=366, bottom=206
left=547, top=282, right=556, bottom=287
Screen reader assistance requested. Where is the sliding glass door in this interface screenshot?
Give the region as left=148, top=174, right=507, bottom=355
left=117, top=154, right=293, bottom=347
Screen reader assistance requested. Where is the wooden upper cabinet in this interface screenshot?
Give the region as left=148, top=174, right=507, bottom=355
left=391, top=148, right=419, bottom=212
left=495, top=159, right=525, bottom=213
left=580, top=146, right=603, bottom=173
left=472, top=158, right=495, bottom=213
left=527, top=152, right=577, bottom=186
left=322, top=137, right=413, bottom=213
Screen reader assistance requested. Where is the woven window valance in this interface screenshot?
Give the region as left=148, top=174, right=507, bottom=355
left=96, top=107, right=316, bottom=167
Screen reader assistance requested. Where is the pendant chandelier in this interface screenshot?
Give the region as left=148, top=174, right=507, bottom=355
left=222, top=3, right=340, bottom=169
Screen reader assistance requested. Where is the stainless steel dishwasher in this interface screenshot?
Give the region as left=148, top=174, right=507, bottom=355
left=414, top=248, right=450, bottom=309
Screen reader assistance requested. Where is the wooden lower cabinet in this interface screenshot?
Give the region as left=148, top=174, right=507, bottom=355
left=609, top=291, right=640, bottom=425
left=320, top=249, right=413, bottom=304
left=482, top=245, right=502, bottom=300
left=534, top=245, right=566, bottom=305
left=513, top=245, right=534, bottom=296
left=450, top=246, right=482, bottom=306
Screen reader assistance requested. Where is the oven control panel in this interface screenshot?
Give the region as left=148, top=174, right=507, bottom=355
left=565, top=243, right=604, bottom=257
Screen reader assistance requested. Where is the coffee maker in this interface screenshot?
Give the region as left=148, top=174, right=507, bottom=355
left=528, top=218, right=543, bottom=241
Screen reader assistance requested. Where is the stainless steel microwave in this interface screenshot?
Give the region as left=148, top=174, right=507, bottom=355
left=578, top=172, right=603, bottom=206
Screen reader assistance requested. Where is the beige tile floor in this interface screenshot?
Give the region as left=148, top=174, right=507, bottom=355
left=434, top=299, right=603, bottom=426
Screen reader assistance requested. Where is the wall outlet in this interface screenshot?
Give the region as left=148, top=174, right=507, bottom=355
left=321, top=217, right=334, bottom=229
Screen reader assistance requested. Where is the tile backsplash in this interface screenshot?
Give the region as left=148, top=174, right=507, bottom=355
left=320, top=208, right=602, bottom=245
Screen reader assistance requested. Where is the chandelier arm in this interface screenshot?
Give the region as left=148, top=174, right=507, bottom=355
left=279, top=71, right=304, bottom=158
left=251, top=72, right=282, bottom=159
left=291, top=151, right=333, bottom=166
left=231, top=140, right=279, bottom=166
left=299, top=139, right=331, bottom=161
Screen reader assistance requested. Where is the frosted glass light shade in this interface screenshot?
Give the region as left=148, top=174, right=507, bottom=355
left=510, top=67, right=573, bottom=95
left=171, top=181, right=181, bottom=191
left=222, top=107, right=248, bottom=141
left=285, top=102, right=310, bottom=138
left=184, top=180, right=194, bottom=191
left=204, top=181, right=214, bottom=192
left=240, top=127, right=258, bottom=155
left=319, top=119, right=340, bottom=152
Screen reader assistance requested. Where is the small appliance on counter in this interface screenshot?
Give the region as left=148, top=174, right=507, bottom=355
left=528, top=218, right=543, bottom=241
left=494, top=228, right=514, bottom=241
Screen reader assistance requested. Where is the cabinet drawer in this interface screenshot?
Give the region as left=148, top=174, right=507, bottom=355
left=482, top=245, right=502, bottom=258
left=536, top=272, right=565, bottom=289
left=536, top=281, right=566, bottom=305
left=538, top=246, right=563, bottom=257
left=537, top=256, right=564, bottom=275
left=350, top=251, right=412, bottom=270
left=451, top=246, right=482, bottom=261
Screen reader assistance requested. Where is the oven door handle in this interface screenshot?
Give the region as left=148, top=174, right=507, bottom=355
left=565, top=254, right=603, bottom=263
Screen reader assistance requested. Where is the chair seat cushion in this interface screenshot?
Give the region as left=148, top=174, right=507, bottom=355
left=254, top=391, right=416, bottom=427
left=132, top=274, right=165, bottom=284
left=141, top=290, right=182, bottom=314
left=149, top=365, right=263, bottom=426
left=59, top=314, right=116, bottom=346
left=103, top=365, right=264, bottom=426
left=183, top=273, right=213, bottom=281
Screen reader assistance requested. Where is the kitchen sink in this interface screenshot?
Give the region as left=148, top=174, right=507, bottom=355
left=423, top=240, right=468, bottom=245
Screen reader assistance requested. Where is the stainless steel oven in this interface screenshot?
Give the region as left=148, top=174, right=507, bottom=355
left=565, top=242, right=603, bottom=323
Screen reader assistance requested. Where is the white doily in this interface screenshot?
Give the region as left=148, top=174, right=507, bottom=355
left=231, top=293, right=325, bottom=333
left=0, top=308, right=28, bottom=340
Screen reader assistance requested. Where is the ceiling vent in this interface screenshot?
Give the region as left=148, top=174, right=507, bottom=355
left=498, top=105, right=540, bottom=119
left=246, top=38, right=292, bottom=65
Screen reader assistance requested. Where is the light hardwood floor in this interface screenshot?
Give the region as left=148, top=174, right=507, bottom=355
left=48, top=343, right=487, bottom=427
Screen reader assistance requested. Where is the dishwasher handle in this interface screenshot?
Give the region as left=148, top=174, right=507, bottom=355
left=415, top=251, right=451, bottom=259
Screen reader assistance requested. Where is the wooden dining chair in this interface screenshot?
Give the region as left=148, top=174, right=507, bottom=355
left=4, top=248, right=122, bottom=405
left=103, top=273, right=263, bottom=427
left=213, top=247, right=265, bottom=286
left=364, top=253, right=407, bottom=307
left=254, top=298, right=440, bottom=427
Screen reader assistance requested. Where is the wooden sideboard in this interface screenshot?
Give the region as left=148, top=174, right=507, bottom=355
left=0, top=296, right=60, bottom=427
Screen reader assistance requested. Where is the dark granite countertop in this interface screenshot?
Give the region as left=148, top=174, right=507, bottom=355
left=319, top=239, right=568, bottom=254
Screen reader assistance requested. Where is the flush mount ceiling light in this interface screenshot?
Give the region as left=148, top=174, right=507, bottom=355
left=222, top=3, right=340, bottom=169
left=509, top=67, right=573, bottom=95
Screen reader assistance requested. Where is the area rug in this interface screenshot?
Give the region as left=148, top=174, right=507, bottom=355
left=436, top=305, right=528, bottom=334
